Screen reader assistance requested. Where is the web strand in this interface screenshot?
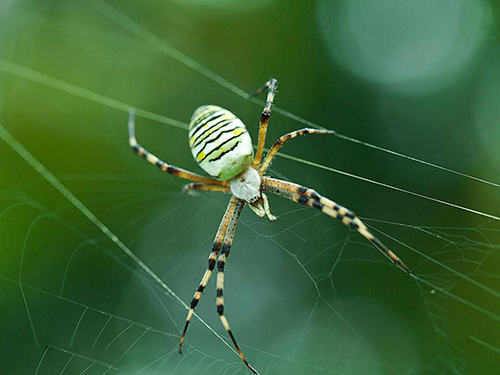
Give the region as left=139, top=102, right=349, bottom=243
left=85, top=0, right=500, bottom=190
left=2, top=5, right=500, bottom=372
left=0, top=59, right=498, bottom=222
left=0, top=122, right=240, bottom=359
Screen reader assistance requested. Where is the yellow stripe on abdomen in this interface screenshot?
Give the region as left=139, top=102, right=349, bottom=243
left=188, top=105, right=254, bottom=181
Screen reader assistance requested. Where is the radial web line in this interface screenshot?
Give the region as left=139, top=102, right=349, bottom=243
left=0, top=59, right=497, bottom=223
left=276, top=153, right=500, bottom=221
left=0, top=123, right=240, bottom=359
left=413, top=275, right=500, bottom=324
left=367, top=224, right=500, bottom=300
left=84, top=0, right=249, bottom=99
left=468, top=336, right=500, bottom=355
left=1, top=273, right=183, bottom=343
left=235, top=218, right=398, bottom=373
left=0, top=58, right=187, bottom=131
left=85, top=0, right=500, bottom=190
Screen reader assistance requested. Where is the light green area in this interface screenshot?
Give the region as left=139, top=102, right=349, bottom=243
left=214, top=151, right=253, bottom=181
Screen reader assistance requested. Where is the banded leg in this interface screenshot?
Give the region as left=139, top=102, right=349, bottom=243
left=128, top=109, right=226, bottom=186
left=215, top=201, right=258, bottom=374
left=251, top=78, right=278, bottom=169
left=262, top=177, right=410, bottom=273
left=249, top=80, right=272, bottom=98
left=179, top=196, right=241, bottom=352
left=182, top=183, right=231, bottom=194
left=259, top=128, right=335, bottom=174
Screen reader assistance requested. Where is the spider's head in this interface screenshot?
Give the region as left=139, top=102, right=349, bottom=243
left=229, top=167, right=262, bottom=204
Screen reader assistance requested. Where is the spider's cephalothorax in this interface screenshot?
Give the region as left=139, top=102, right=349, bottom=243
left=128, top=78, right=411, bottom=375
left=228, top=167, right=261, bottom=204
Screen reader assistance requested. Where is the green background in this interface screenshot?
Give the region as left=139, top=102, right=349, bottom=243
left=1, top=0, right=500, bottom=374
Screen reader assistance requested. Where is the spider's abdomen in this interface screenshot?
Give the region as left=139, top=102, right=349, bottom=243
left=189, top=105, right=253, bottom=181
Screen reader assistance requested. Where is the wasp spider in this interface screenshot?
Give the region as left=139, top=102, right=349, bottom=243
left=128, top=78, right=410, bottom=374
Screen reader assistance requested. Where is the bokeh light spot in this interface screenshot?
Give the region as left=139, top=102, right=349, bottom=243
left=317, top=0, right=492, bottom=94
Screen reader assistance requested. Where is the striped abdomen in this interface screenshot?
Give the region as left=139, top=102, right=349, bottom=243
left=189, top=105, right=253, bottom=180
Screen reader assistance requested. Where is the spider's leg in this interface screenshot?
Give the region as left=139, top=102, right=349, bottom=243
left=248, top=203, right=265, bottom=218
left=251, top=78, right=278, bottom=169
left=262, top=193, right=276, bottom=220
left=248, top=81, right=271, bottom=98
left=128, top=109, right=227, bottom=186
left=179, top=196, right=240, bottom=352
left=182, top=183, right=231, bottom=194
left=214, top=201, right=259, bottom=374
left=262, top=177, right=410, bottom=274
left=259, top=128, right=335, bottom=174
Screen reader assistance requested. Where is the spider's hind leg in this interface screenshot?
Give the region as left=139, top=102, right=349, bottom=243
left=214, top=200, right=259, bottom=374
left=179, top=197, right=239, bottom=352
left=262, top=177, right=410, bottom=274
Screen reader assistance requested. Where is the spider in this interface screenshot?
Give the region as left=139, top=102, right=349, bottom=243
left=128, top=78, right=410, bottom=374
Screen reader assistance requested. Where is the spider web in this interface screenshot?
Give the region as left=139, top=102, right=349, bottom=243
left=1, top=1, right=500, bottom=374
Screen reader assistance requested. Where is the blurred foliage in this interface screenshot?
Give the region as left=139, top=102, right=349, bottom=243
left=1, top=0, right=500, bottom=374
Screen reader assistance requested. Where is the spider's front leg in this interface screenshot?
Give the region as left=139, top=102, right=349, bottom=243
left=259, top=128, right=335, bottom=174
left=250, top=78, right=278, bottom=169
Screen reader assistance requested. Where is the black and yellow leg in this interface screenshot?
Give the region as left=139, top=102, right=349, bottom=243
left=262, top=177, right=410, bottom=274
left=182, top=183, right=232, bottom=194
left=259, top=128, right=335, bottom=174
left=128, top=109, right=227, bottom=186
left=248, top=80, right=271, bottom=98
left=179, top=196, right=241, bottom=353
left=251, top=78, right=278, bottom=169
left=214, top=201, right=258, bottom=374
